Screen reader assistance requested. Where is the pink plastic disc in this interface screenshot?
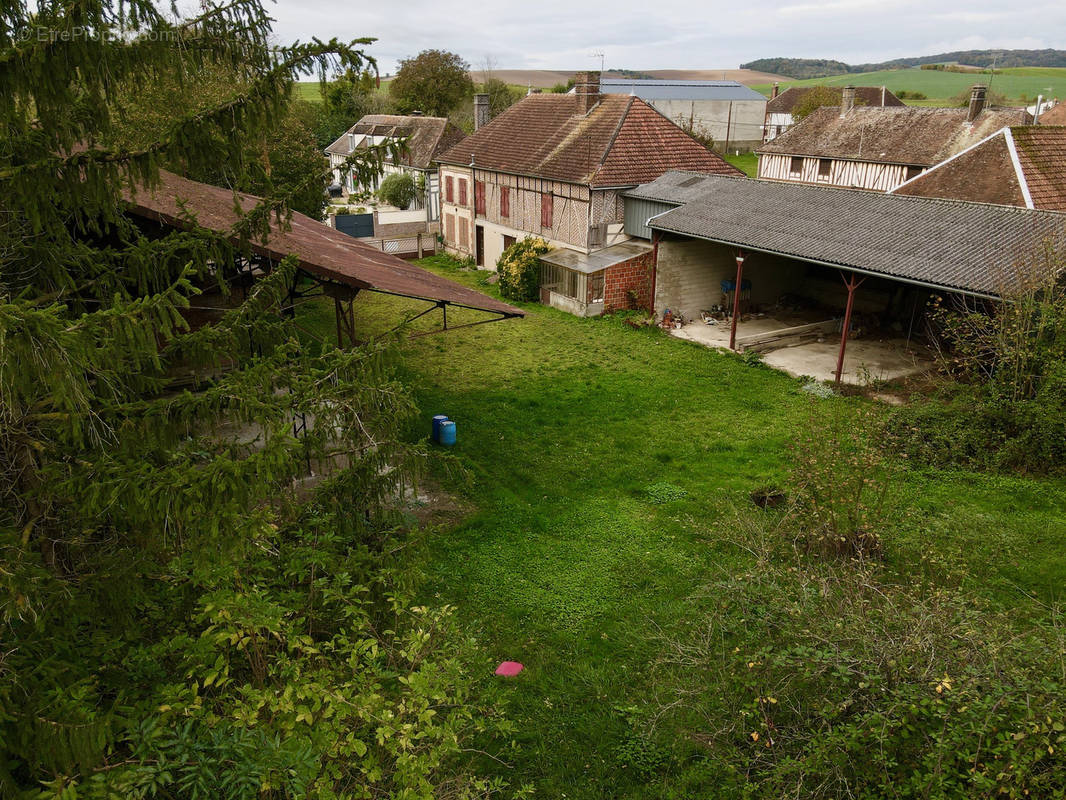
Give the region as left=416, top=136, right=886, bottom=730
left=494, top=661, right=524, bottom=676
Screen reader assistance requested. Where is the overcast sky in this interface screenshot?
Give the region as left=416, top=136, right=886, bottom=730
left=262, top=0, right=1065, bottom=75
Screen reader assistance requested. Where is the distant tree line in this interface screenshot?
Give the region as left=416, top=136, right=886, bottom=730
left=743, top=49, right=1066, bottom=79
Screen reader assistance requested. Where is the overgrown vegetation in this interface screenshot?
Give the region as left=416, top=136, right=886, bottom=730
left=889, top=249, right=1066, bottom=472
left=496, top=237, right=549, bottom=302
left=377, top=171, right=418, bottom=209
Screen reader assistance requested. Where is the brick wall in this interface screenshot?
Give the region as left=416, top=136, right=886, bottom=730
left=604, top=252, right=655, bottom=312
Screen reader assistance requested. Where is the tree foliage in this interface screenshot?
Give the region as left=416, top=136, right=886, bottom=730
left=0, top=2, right=511, bottom=796
left=376, top=171, right=418, bottom=209
left=390, top=50, right=474, bottom=117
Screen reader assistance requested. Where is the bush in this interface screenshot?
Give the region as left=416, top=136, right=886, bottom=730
left=497, top=236, right=549, bottom=302
left=376, top=172, right=417, bottom=209
left=651, top=513, right=1066, bottom=799
left=888, top=247, right=1066, bottom=472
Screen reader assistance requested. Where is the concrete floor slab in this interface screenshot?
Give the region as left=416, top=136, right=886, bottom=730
left=670, top=318, right=934, bottom=385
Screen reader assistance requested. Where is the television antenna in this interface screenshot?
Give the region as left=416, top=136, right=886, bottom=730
left=590, top=49, right=605, bottom=74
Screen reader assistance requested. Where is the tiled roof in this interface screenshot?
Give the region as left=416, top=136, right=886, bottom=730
left=758, top=105, right=1030, bottom=166
left=630, top=171, right=1066, bottom=297
left=599, top=78, right=766, bottom=102
left=1012, top=126, right=1066, bottom=211
left=436, top=93, right=742, bottom=187
left=892, top=126, right=1066, bottom=212
left=765, top=86, right=905, bottom=115
left=123, top=170, right=521, bottom=317
left=1038, top=103, right=1066, bottom=125
left=324, top=115, right=465, bottom=170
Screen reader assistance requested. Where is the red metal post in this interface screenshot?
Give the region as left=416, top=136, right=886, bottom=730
left=834, top=273, right=864, bottom=384
left=729, top=250, right=746, bottom=351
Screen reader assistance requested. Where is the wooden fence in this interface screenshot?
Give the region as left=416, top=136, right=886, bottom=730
left=361, top=232, right=436, bottom=259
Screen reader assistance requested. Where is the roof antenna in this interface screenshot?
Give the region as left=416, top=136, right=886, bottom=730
left=590, top=49, right=605, bottom=74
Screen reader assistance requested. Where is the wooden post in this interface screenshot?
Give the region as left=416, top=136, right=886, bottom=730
left=417, top=232, right=424, bottom=259
left=834, top=273, right=865, bottom=384
left=729, top=249, right=746, bottom=351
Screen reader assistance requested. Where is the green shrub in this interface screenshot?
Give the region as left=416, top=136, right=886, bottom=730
left=497, top=236, right=549, bottom=302
left=652, top=513, right=1066, bottom=799
left=376, top=172, right=417, bottom=209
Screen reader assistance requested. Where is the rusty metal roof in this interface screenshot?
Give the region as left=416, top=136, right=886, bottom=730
left=124, top=170, right=522, bottom=317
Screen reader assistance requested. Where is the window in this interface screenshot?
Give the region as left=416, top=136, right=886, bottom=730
left=817, top=158, right=832, bottom=179
left=503, top=234, right=516, bottom=251
left=474, top=180, right=485, bottom=215
left=789, top=156, right=804, bottom=176
left=905, top=165, right=923, bottom=181
left=587, top=273, right=605, bottom=303
left=458, top=178, right=468, bottom=206
left=445, top=213, right=455, bottom=242
left=541, top=192, right=553, bottom=228
left=445, top=176, right=454, bottom=203
left=500, top=186, right=510, bottom=218
left=458, top=219, right=469, bottom=247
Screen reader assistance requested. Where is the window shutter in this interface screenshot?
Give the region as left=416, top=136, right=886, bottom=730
left=475, top=181, right=485, bottom=215
left=500, top=187, right=509, bottom=218
left=541, top=193, right=553, bottom=228
left=458, top=179, right=467, bottom=206
left=445, top=176, right=454, bottom=203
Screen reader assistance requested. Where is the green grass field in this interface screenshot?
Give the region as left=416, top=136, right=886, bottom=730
left=723, top=152, right=757, bottom=177
left=753, top=66, right=1066, bottom=104
left=295, top=260, right=1066, bottom=797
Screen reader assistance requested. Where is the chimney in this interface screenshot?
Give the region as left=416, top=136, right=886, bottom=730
left=840, top=86, right=856, bottom=116
left=771, top=82, right=780, bottom=100
left=968, top=85, right=987, bottom=123
left=474, top=93, right=490, bottom=131
left=575, top=70, right=601, bottom=115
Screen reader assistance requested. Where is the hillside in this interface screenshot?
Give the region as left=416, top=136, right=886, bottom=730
left=744, top=50, right=1066, bottom=80
left=472, top=68, right=791, bottom=88
left=751, top=66, right=1066, bottom=104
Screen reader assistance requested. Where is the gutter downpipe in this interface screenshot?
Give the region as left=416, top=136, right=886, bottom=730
left=644, top=207, right=680, bottom=318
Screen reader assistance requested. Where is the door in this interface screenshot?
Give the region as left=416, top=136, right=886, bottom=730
left=475, top=225, right=485, bottom=267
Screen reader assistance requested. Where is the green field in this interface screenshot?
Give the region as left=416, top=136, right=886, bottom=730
left=723, top=151, right=757, bottom=176
left=753, top=66, right=1066, bottom=104
left=295, top=258, right=1066, bottom=797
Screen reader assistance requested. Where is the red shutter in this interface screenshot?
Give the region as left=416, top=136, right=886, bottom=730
left=500, top=187, right=509, bottom=218
left=541, top=193, right=553, bottom=228
left=445, top=176, right=453, bottom=203
left=474, top=181, right=485, bottom=215
left=458, top=179, right=468, bottom=206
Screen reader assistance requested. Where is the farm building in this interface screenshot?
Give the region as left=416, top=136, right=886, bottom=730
left=763, top=84, right=904, bottom=142
left=435, top=71, right=742, bottom=316
left=756, top=86, right=1030, bottom=192
left=891, top=125, right=1066, bottom=211
left=624, top=170, right=1066, bottom=384
left=578, top=78, right=767, bottom=151
left=326, top=114, right=465, bottom=232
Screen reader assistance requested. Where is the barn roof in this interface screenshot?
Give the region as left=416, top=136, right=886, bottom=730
left=436, top=93, right=742, bottom=187
left=892, top=126, right=1066, bottom=212
left=598, top=78, right=766, bottom=102
left=123, top=170, right=522, bottom=317
left=758, top=104, right=1030, bottom=166
left=630, top=171, right=1066, bottom=298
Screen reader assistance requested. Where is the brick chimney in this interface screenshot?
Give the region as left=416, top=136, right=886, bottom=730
left=474, top=93, right=490, bottom=131
left=771, top=82, right=780, bottom=99
left=575, top=71, right=601, bottom=115
left=968, top=85, right=987, bottom=122
left=841, top=86, right=856, bottom=116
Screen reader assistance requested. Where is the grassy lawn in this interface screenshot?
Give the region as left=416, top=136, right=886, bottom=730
left=295, top=258, right=1066, bottom=797
left=723, top=152, right=757, bottom=177
left=751, top=66, right=1066, bottom=104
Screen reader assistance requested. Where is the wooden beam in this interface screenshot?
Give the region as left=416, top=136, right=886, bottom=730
left=729, top=249, right=746, bottom=351
left=834, top=273, right=865, bottom=384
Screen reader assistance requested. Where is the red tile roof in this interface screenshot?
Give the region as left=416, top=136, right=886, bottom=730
left=436, top=93, right=741, bottom=187
left=766, top=86, right=905, bottom=115
left=123, top=170, right=521, bottom=317
left=1038, top=103, right=1066, bottom=125
left=892, top=126, right=1066, bottom=212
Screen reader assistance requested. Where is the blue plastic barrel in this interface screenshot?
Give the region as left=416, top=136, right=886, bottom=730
left=431, top=414, right=449, bottom=443
left=438, top=420, right=456, bottom=447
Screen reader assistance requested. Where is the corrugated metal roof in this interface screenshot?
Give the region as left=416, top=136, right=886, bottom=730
left=540, top=240, right=653, bottom=274
left=599, top=78, right=766, bottom=102
left=123, top=170, right=522, bottom=317
left=633, top=171, right=1066, bottom=298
